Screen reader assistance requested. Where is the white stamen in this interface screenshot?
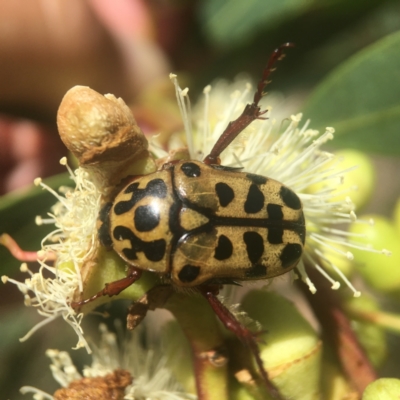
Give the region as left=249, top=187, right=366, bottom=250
left=20, top=386, right=54, bottom=399
left=304, top=252, right=340, bottom=289
left=170, top=74, right=195, bottom=158
left=202, top=85, right=211, bottom=159
left=296, top=262, right=317, bottom=294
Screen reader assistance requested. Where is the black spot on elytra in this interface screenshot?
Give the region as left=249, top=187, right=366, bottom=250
left=280, top=243, right=302, bottom=268
left=243, top=231, right=264, bottom=264
left=181, top=162, right=201, bottom=178
left=114, top=179, right=167, bottom=215
left=214, top=235, right=233, bottom=260
left=246, top=173, right=267, bottom=185
left=98, top=202, right=113, bottom=248
left=215, top=182, right=234, bottom=207
left=280, top=186, right=301, bottom=210
left=134, top=205, right=160, bottom=232
left=266, top=204, right=284, bottom=244
left=178, top=264, right=200, bottom=283
left=245, top=264, right=267, bottom=278
left=267, top=204, right=283, bottom=220
left=267, top=227, right=284, bottom=244
left=296, top=214, right=306, bottom=245
left=244, top=184, right=265, bottom=214
left=113, top=225, right=166, bottom=262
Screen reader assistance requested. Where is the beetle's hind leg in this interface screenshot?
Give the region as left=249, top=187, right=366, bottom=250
left=200, top=286, right=283, bottom=400
left=71, top=266, right=142, bottom=309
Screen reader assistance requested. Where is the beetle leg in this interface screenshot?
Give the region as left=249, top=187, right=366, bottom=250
left=127, top=285, right=174, bottom=330
left=200, top=287, right=283, bottom=400
left=203, top=43, right=294, bottom=166
left=71, top=266, right=142, bottom=309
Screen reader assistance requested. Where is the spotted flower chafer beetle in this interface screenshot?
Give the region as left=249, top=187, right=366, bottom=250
left=72, top=43, right=299, bottom=398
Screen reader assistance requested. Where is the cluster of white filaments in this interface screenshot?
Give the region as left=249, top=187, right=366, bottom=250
left=166, top=74, right=391, bottom=297
left=2, top=157, right=101, bottom=351
left=20, top=324, right=196, bottom=400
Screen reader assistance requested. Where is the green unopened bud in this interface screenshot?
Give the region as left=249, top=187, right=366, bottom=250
left=349, top=215, right=398, bottom=293
left=362, top=378, right=400, bottom=399
left=76, top=247, right=158, bottom=312
left=321, top=360, right=357, bottom=400
left=241, top=290, right=321, bottom=400
left=308, top=149, right=375, bottom=210
left=322, top=243, right=354, bottom=278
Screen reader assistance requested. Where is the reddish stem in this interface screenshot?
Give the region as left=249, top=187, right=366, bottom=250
left=301, top=269, right=377, bottom=394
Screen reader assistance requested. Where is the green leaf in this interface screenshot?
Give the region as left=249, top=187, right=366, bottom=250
left=0, top=173, right=70, bottom=276
left=303, top=30, right=400, bottom=156
left=199, top=0, right=312, bottom=47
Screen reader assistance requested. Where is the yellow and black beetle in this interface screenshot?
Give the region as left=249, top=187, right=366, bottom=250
left=73, top=43, right=302, bottom=399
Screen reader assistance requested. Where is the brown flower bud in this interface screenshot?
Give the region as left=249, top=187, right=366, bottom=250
left=57, top=86, right=150, bottom=191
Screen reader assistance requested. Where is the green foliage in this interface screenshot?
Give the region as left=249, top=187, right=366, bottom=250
left=303, top=31, right=400, bottom=155
left=200, top=0, right=311, bottom=46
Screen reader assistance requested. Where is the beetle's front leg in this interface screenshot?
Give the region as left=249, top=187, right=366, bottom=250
left=199, top=286, right=283, bottom=400
left=71, top=266, right=142, bottom=309
left=127, top=285, right=174, bottom=330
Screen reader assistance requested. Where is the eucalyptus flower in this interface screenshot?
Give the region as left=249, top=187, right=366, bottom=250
left=165, top=74, right=391, bottom=296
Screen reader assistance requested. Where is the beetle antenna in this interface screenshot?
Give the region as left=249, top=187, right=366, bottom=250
left=253, top=42, right=294, bottom=106
left=203, top=43, right=294, bottom=165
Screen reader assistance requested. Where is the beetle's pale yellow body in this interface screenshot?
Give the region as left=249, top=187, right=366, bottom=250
left=103, top=160, right=305, bottom=287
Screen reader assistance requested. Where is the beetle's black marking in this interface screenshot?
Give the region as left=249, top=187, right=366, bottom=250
left=214, top=234, right=233, bottom=260
left=280, top=186, right=301, bottom=210
left=246, top=173, right=267, bottom=185
left=244, top=184, right=265, bottom=214
left=134, top=205, right=160, bottom=232
left=297, top=214, right=306, bottom=244
left=280, top=243, right=302, bottom=268
left=267, top=227, right=284, bottom=244
left=168, top=192, right=182, bottom=234
left=98, top=202, right=113, bottom=248
left=243, top=231, right=264, bottom=264
left=215, top=182, right=235, bottom=207
left=181, top=162, right=201, bottom=178
left=113, top=225, right=166, bottom=262
left=245, top=264, right=267, bottom=278
left=114, top=179, right=167, bottom=215
left=178, top=264, right=201, bottom=283
left=266, top=203, right=284, bottom=243
left=267, top=204, right=283, bottom=220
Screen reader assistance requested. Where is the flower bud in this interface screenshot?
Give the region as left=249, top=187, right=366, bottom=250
left=362, top=378, right=400, bottom=399
left=57, top=86, right=152, bottom=192
left=321, top=360, right=357, bottom=400
left=308, top=149, right=375, bottom=210
left=241, top=290, right=321, bottom=400
left=349, top=215, right=399, bottom=293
